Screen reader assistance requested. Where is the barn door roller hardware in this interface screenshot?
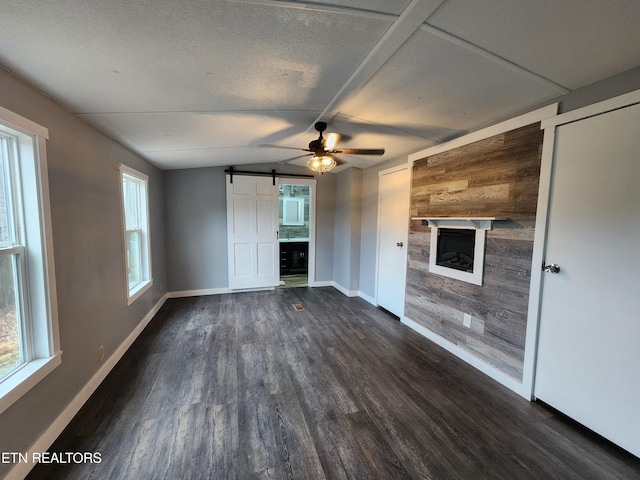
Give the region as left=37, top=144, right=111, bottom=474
left=225, top=166, right=314, bottom=185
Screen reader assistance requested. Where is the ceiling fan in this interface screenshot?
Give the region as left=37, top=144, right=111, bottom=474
left=262, top=121, right=385, bottom=172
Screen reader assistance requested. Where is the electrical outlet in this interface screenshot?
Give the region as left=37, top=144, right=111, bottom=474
left=98, top=345, right=104, bottom=362
left=352, top=281, right=358, bottom=290
left=463, top=313, right=472, bottom=328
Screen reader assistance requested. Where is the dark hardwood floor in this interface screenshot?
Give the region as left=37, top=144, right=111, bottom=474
left=28, top=287, right=640, bottom=479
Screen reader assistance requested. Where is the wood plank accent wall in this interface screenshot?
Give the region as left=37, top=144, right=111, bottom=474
left=406, top=123, right=544, bottom=381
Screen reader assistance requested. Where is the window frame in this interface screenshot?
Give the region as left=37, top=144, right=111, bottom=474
left=118, top=164, right=152, bottom=305
left=0, top=105, right=61, bottom=415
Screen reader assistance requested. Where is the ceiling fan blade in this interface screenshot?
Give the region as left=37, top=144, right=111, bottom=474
left=280, top=153, right=312, bottom=164
left=260, top=144, right=310, bottom=152
left=333, top=148, right=385, bottom=155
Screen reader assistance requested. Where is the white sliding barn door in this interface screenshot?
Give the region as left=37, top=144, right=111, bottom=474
left=535, top=101, right=640, bottom=457
left=226, top=175, right=279, bottom=290
left=376, top=166, right=410, bottom=317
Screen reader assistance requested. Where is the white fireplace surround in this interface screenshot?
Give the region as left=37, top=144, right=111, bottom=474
left=413, top=217, right=504, bottom=286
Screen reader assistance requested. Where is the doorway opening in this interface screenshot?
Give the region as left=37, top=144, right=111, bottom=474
left=278, top=180, right=316, bottom=288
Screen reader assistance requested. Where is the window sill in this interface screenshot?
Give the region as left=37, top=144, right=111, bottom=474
left=127, top=279, right=153, bottom=306
left=0, top=353, right=62, bottom=415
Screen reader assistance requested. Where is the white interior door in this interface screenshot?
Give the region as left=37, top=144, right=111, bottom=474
left=534, top=102, right=640, bottom=457
left=376, top=166, right=410, bottom=317
left=226, top=175, right=279, bottom=290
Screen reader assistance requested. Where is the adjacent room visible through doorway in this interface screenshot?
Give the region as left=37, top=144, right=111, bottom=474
left=278, top=181, right=315, bottom=288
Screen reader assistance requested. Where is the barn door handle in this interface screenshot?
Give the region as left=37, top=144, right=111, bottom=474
left=397, top=242, right=404, bottom=247
left=542, top=263, right=561, bottom=274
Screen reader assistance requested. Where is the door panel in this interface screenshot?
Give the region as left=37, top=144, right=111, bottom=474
left=233, top=243, right=253, bottom=278
left=257, top=201, right=275, bottom=234
left=377, top=167, right=410, bottom=317
left=535, top=103, right=640, bottom=457
left=233, top=198, right=252, bottom=235
left=257, top=242, right=277, bottom=276
left=227, top=175, right=279, bottom=289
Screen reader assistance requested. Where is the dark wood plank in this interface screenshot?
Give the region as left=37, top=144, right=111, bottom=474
left=269, top=388, right=326, bottom=479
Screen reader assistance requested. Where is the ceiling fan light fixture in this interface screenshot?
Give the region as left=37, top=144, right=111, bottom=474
left=307, top=154, right=336, bottom=173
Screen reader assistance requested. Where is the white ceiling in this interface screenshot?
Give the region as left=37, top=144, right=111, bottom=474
left=1, top=0, right=640, bottom=171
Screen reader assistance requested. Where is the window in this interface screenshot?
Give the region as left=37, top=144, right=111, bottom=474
left=0, top=106, right=60, bottom=414
left=119, top=164, right=152, bottom=305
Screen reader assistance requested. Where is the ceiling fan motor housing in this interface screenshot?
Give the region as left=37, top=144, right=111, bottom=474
left=309, top=121, right=328, bottom=152
left=308, top=138, right=325, bottom=152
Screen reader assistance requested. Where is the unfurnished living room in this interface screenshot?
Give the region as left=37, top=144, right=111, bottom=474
left=1, top=1, right=640, bottom=479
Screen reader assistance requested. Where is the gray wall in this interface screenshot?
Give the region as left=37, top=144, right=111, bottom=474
left=164, top=167, right=228, bottom=292
left=333, top=168, right=363, bottom=292
left=556, top=65, right=640, bottom=113
left=163, top=162, right=336, bottom=292
left=0, top=67, right=166, bottom=478
left=314, top=168, right=336, bottom=283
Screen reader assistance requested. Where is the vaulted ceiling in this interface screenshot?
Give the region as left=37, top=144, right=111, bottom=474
left=1, top=0, right=640, bottom=171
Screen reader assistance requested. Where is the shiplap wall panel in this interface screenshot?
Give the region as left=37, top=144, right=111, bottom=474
left=406, top=122, right=543, bottom=380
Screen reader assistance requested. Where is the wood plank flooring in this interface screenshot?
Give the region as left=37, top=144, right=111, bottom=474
left=27, top=287, right=640, bottom=479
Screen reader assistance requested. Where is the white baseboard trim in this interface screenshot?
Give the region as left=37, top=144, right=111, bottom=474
left=168, top=286, right=285, bottom=298
left=358, top=291, right=377, bottom=306
left=401, top=316, right=527, bottom=399
left=167, top=287, right=231, bottom=298
left=176, top=279, right=377, bottom=306
left=312, top=282, right=376, bottom=305
left=228, top=287, right=275, bottom=293
left=169, top=281, right=349, bottom=297
left=331, top=282, right=359, bottom=298
left=9, top=294, right=168, bottom=480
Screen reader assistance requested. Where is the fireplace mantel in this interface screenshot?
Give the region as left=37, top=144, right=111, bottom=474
left=412, top=217, right=506, bottom=230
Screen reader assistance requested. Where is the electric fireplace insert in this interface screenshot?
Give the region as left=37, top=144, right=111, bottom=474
left=436, top=228, right=476, bottom=273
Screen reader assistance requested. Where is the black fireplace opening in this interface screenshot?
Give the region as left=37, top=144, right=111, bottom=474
left=436, top=228, right=475, bottom=273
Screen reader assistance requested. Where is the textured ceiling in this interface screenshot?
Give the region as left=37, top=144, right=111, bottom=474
left=1, top=0, right=639, bottom=171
